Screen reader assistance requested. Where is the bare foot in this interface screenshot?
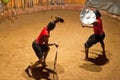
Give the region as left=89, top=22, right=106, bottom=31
left=25, top=65, right=32, bottom=77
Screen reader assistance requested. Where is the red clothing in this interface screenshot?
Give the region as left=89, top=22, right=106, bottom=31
left=35, top=27, right=49, bottom=45
left=93, top=18, right=104, bottom=35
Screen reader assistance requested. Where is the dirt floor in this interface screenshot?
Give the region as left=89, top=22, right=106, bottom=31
left=0, top=9, right=120, bottom=80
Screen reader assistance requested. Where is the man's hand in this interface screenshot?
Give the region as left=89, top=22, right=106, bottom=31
left=54, top=16, right=64, bottom=23
left=81, top=23, right=85, bottom=28
left=54, top=42, right=59, bottom=48
left=59, top=18, right=64, bottom=23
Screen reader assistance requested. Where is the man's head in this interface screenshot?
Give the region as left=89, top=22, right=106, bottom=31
left=47, top=22, right=56, bottom=31
left=94, top=10, right=101, bottom=18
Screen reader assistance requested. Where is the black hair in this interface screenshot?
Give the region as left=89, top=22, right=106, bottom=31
left=47, top=22, right=56, bottom=30
left=94, top=10, right=101, bottom=18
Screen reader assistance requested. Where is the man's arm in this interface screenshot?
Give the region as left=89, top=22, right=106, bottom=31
left=53, top=16, right=64, bottom=24
left=81, top=23, right=93, bottom=28
left=81, top=20, right=98, bottom=28
left=44, top=35, right=58, bottom=47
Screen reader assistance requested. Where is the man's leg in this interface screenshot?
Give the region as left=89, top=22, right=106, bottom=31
left=25, top=58, right=42, bottom=77
left=85, top=45, right=89, bottom=59
left=42, top=52, right=48, bottom=66
left=30, top=59, right=42, bottom=70
left=26, top=41, right=44, bottom=77
left=84, top=34, right=95, bottom=60
left=100, top=33, right=106, bottom=57
left=100, top=41, right=106, bottom=57
left=42, top=47, right=50, bottom=66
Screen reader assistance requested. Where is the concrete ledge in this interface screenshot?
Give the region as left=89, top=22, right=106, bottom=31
left=2, top=4, right=120, bottom=21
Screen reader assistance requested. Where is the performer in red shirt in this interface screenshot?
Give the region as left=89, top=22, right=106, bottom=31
left=25, top=16, right=64, bottom=77
left=81, top=10, right=106, bottom=60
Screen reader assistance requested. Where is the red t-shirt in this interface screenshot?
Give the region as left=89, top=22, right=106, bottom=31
left=93, top=18, right=104, bottom=35
left=35, top=27, right=49, bottom=45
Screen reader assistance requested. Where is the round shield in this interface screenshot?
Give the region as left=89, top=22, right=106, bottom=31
left=80, top=8, right=96, bottom=24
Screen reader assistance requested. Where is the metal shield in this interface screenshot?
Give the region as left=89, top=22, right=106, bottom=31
left=80, top=8, right=96, bottom=24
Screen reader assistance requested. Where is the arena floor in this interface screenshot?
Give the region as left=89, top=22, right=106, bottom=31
left=0, top=9, right=120, bottom=80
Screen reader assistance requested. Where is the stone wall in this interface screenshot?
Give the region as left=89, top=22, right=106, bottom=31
left=4, top=0, right=85, bottom=9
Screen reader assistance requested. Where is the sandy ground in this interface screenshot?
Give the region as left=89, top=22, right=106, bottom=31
left=0, top=10, right=120, bottom=80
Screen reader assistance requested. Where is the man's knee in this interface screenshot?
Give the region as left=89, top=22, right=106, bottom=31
left=37, top=59, right=42, bottom=63
left=84, top=43, right=91, bottom=48
left=100, top=41, right=104, bottom=45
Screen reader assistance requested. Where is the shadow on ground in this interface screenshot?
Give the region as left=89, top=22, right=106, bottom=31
left=80, top=51, right=109, bottom=72
left=32, top=66, right=55, bottom=80
left=80, top=63, right=102, bottom=72
left=24, top=66, right=56, bottom=80
left=22, top=61, right=64, bottom=80
left=88, top=54, right=109, bottom=66
left=81, top=50, right=109, bottom=66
